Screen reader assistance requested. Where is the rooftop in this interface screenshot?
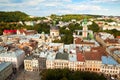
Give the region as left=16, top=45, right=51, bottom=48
left=0, top=49, right=25, bottom=58
left=47, top=51, right=56, bottom=60
left=55, top=52, right=68, bottom=60
left=84, top=47, right=107, bottom=60
left=0, top=62, right=12, bottom=72
left=40, top=51, right=48, bottom=58
left=102, top=56, right=118, bottom=65
left=0, top=46, right=4, bottom=52
left=84, top=52, right=102, bottom=60
left=26, top=34, right=41, bottom=39
left=74, top=37, right=95, bottom=45
left=25, top=55, right=33, bottom=60
left=104, top=39, right=119, bottom=44
left=50, top=26, right=59, bottom=30
left=77, top=53, right=85, bottom=62
left=98, top=32, right=114, bottom=40
left=48, top=43, right=63, bottom=47
left=113, top=49, right=120, bottom=55
left=69, top=53, right=77, bottom=62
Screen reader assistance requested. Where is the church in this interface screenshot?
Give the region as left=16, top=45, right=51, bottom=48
left=73, top=18, right=94, bottom=44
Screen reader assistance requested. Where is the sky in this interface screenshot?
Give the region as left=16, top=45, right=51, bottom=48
left=0, top=0, right=120, bottom=16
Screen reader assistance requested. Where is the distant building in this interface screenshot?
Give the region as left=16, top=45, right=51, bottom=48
left=74, top=37, right=96, bottom=47
left=24, top=21, right=35, bottom=26
left=0, top=62, right=13, bottom=80
left=73, top=18, right=93, bottom=41
left=102, top=25, right=120, bottom=31
left=17, top=29, right=37, bottom=35
left=82, top=18, right=88, bottom=38
left=95, top=32, right=120, bottom=47
left=50, top=26, right=59, bottom=37
left=3, top=30, right=16, bottom=35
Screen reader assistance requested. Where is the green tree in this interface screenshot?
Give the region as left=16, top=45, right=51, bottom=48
left=41, top=69, right=107, bottom=80
left=60, top=77, right=68, bottom=80
left=88, top=21, right=99, bottom=32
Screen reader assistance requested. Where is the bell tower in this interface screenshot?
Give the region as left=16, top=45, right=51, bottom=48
left=82, top=18, right=88, bottom=38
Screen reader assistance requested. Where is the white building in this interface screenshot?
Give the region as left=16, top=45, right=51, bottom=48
left=102, top=25, right=120, bottom=31
left=0, top=47, right=25, bottom=70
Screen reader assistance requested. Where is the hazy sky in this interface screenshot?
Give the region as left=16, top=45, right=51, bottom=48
left=0, top=0, right=120, bottom=16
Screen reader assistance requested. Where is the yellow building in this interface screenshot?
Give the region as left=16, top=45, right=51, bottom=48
left=24, top=56, right=46, bottom=72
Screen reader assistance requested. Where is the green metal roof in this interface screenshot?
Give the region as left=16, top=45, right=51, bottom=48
left=55, top=52, right=68, bottom=60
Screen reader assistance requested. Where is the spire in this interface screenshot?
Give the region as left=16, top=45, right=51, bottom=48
left=53, top=20, right=56, bottom=26
left=83, top=17, right=87, bottom=25
left=82, top=17, right=87, bottom=26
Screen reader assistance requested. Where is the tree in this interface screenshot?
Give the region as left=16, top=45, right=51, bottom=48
left=88, top=21, right=99, bottom=32
left=103, top=29, right=120, bottom=37
left=41, top=69, right=107, bottom=80
left=34, top=23, right=50, bottom=34
left=60, top=77, right=68, bottom=80
left=0, top=11, right=28, bottom=22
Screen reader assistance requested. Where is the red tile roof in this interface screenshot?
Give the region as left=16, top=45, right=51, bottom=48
left=104, top=39, right=118, bottom=44
left=84, top=47, right=107, bottom=60
left=17, top=29, right=37, bottom=35
left=74, top=37, right=95, bottom=45
left=116, top=36, right=120, bottom=39
left=3, top=30, right=17, bottom=35
left=74, top=37, right=82, bottom=44
left=84, top=52, right=102, bottom=60
left=77, top=52, right=85, bottom=62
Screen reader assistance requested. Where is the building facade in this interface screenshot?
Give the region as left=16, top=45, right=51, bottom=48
left=0, top=48, right=25, bottom=70
left=24, top=56, right=46, bottom=72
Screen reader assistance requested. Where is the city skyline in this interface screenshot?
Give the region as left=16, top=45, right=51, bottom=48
left=0, top=0, right=120, bottom=16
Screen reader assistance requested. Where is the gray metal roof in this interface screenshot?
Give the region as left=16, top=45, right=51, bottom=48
left=0, top=49, right=24, bottom=58
left=0, top=62, right=12, bottom=72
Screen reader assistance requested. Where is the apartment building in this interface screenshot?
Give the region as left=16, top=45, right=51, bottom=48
left=101, top=56, right=120, bottom=77
left=0, top=46, right=25, bottom=70
left=0, top=62, right=13, bottom=80
left=24, top=55, right=46, bottom=72
left=83, top=47, right=106, bottom=73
